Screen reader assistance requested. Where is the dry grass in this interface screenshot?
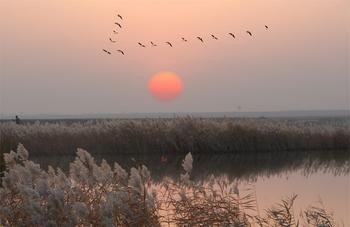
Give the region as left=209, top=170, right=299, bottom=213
left=0, top=145, right=341, bottom=226
left=1, top=117, right=349, bottom=178
left=1, top=117, right=349, bottom=157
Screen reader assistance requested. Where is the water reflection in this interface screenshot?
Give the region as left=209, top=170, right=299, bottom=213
left=253, top=170, right=350, bottom=226
left=32, top=152, right=349, bottom=225
left=32, top=151, right=349, bottom=181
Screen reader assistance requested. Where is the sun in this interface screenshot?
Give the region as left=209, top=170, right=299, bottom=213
left=148, top=71, right=184, bottom=101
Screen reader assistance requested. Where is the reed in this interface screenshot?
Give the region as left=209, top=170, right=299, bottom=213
left=0, top=145, right=340, bottom=226
left=1, top=117, right=349, bottom=158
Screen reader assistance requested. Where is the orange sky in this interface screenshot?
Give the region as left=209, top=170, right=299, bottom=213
left=0, top=0, right=349, bottom=114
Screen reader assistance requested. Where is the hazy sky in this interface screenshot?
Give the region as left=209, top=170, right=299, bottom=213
left=1, top=0, right=349, bottom=115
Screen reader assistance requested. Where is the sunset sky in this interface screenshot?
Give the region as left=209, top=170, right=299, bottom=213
left=0, top=0, right=349, bottom=115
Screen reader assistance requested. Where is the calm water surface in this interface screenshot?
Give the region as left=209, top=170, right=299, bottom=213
left=33, top=152, right=350, bottom=225
left=253, top=170, right=349, bottom=226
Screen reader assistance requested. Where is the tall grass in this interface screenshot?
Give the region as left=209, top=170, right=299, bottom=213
left=1, top=117, right=349, bottom=157
left=0, top=145, right=340, bottom=226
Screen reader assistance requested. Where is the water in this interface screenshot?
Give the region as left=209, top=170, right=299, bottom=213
left=254, top=170, right=350, bottom=226
left=32, top=152, right=350, bottom=225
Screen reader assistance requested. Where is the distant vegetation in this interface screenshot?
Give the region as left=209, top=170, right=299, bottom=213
left=0, top=145, right=341, bottom=226
left=1, top=117, right=349, bottom=157
left=1, top=117, right=349, bottom=178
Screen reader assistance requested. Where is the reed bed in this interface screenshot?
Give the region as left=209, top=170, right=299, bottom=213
left=0, top=145, right=341, bottom=226
left=1, top=117, right=349, bottom=157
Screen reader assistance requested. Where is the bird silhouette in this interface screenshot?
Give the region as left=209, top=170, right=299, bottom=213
left=101, top=17, right=270, bottom=57
left=138, top=42, right=146, bottom=47
left=211, top=34, right=218, bottom=40
left=117, top=50, right=125, bottom=55
left=197, top=36, right=204, bottom=42
left=102, top=49, right=111, bottom=55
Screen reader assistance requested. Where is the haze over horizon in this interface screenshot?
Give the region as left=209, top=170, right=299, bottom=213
left=1, top=0, right=349, bottom=115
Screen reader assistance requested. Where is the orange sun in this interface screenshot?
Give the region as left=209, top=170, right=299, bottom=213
left=148, top=71, right=184, bottom=101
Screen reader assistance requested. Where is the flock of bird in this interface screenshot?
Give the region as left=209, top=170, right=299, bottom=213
left=102, top=13, right=270, bottom=56
left=102, top=13, right=124, bottom=55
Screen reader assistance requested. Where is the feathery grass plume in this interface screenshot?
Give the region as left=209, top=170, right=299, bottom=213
left=0, top=144, right=344, bottom=226
left=266, top=194, right=298, bottom=226
left=180, top=152, right=193, bottom=184
left=182, top=152, right=193, bottom=173
left=0, top=145, right=161, bottom=226
left=303, top=201, right=336, bottom=227
left=1, top=117, right=349, bottom=159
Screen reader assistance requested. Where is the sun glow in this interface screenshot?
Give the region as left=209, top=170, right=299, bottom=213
left=148, top=71, right=184, bottom=101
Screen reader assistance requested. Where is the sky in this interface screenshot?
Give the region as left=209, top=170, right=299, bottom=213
left=0, top=0, right=349, bottom=115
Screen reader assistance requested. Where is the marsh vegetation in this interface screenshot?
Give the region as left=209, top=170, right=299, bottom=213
left=0, top=145, right=343, bottom=226
left=0, top=117, right=349, bottom=225
left=1, top=117, right=349, bottom=157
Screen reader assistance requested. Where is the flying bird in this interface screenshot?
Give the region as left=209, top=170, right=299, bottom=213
left=102, top=49, right=111, bottom=55
left=115, top=22, right=122, bottom=28
left=197, top=36, right=204, bottom=42
left=229, top=33, right=235, bottom=38
left=181, top=37, right=188, bottom=42
left=117, top=50, right=125, bottom=55
left=246, top=31, right=252, bottom=36
left=117, top=14, right=123, bottom=20
left=150, top=41, right=157, bottom=47
left=211, top=34, right=218, bottom=40
left=138, top=42, right=146, bottom=47
left=165, top=42, right=173, bottom=47
left=109, top=38, right=116, bottom=43
left=265, top=25, right=269, bottom=29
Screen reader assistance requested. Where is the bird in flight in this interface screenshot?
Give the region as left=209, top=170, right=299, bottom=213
left=117, top=50, right=125, bottom=55
left=165, top=42, right=173, bottom=47
left=181, top=37, right=188, bottom=42
left=150, top=41, right=157, bottom=47
left=117, top=14, right=123, bottom=20
left=109, top=38, right=116, bottom=43
left=197, top=36, right=204, bottom=42
left=115, top=22, right=122, bottom=28
left=229, top=33, right=235, bottom=38
left=265, top=25, right=269, bottom=29
left=138, top=42, right=146, bottom=47
left=102, top=49, right=111, bottom=55
left=211, top=34, right=218, bottom=40
left=246, top=31, right=252, bottom=36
